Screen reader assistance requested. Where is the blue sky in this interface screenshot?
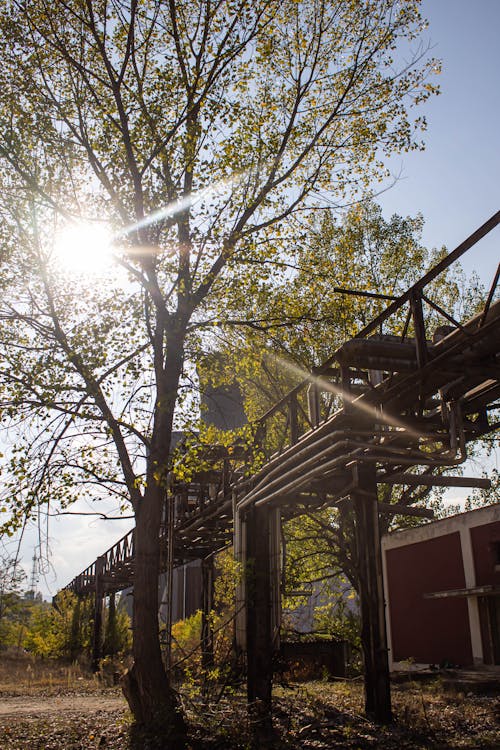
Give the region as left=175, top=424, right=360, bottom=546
left=7, top=0, right=500, bottom=598
left=378, top=0, right=500, bottom=284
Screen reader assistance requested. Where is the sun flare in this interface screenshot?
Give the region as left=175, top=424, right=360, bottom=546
left=53, top=221, right=114, bottom=274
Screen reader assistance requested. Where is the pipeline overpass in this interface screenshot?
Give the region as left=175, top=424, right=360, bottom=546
left=65, top=211, right=500, bottom=722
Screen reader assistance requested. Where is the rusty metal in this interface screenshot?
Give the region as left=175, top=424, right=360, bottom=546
left=421, top=292, right=470, bottom=335
left=332, top=286, right=398, bottom=301
left=378, top=473, right=491, bottom=489
left=479, top=261, right=500, bottom=327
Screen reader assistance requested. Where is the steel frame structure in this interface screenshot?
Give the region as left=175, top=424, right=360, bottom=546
left=64, top=212, right=500, bottom=723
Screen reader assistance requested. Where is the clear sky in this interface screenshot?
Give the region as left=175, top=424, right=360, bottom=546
left=378, top=0, right=500, bottom=283
left=6, top=0, right=500, bottom=598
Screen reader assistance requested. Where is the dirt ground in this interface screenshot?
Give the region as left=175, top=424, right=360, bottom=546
left=0, top=657, right=498, bottom=749
left=0, top=692, right=125, bottom=717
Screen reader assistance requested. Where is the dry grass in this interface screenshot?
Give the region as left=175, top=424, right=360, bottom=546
left=268, top=679, right=500, bottom=749
left=184, top=679, right=498, bottom=749
left=0, top=656, right=498, bottom=749
left=0, top=652, right=100, bottom=696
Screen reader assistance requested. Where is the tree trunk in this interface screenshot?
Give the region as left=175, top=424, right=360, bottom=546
left=122, top=484, right=187, bottom=744
left=121, top=323, right=188, bottom=742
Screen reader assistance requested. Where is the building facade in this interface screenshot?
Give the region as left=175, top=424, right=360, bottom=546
left=382, top=504, right=500, bottom=670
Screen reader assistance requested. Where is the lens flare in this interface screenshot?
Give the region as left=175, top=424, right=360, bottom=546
left=115, top=174, right=241, bottom=241
left=272, top=354, right=425, bottom=438
left=52, top=171, right=244, bottom=274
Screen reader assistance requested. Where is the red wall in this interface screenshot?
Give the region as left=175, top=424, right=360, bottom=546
left=470, top=521, right=500, bottom=586
left=385, top=532, right=473, bottom=666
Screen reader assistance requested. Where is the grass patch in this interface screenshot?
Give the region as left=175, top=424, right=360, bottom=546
left=0, top=652, right=108, bottom=696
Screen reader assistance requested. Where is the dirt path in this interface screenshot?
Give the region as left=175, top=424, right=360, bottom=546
left=0, top=693, right=126, bottom=718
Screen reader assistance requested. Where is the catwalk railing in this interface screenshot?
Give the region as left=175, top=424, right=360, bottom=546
left=251, top=210, right=500, bottom=467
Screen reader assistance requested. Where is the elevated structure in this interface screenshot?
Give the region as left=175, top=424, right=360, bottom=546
left=65, top=212, right=500, bottom=723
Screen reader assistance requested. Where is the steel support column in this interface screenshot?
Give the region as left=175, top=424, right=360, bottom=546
left=352, top=463, right=392, bottom=723
left=201, top=556, right=215, bottom=671
left=91, top=555, right=105, bottom=672
left=245, top=505, right=273, bottom=738
left=163, top=493, right=175, bottom=671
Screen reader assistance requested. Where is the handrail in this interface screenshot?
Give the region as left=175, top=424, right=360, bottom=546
left=256, top=209, right=500, bottom=426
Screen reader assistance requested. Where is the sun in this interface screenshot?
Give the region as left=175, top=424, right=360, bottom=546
left=52, top=221, right=114, bottom=274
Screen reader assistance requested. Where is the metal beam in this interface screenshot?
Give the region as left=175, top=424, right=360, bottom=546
left=246, top=506, right=273, bottom=737
left=377, top=503, right=434, bottom=519
left=424, top=584, right=500, bottom=599
left=352, top=463, right=392, bottom=723
left=378, top=474, right=491, bottom=489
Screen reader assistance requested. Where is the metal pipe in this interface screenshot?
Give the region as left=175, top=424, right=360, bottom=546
left=249, top=449, right=365, bottom=509
left=251, top=446, right=468, bottom=510
left=242, top=434, right=466, bottom=512
left=240, top=413, right=452, bottom=508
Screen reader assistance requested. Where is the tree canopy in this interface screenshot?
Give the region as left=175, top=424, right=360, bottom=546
left=213, top=200, right=483, bottom=416
left=0, top=0, right=440, bottom=736
left=0, top=0, right=439, bottom=527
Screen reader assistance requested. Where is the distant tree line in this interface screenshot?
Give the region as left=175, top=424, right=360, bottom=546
left=0, top=556, right=130, bottom=661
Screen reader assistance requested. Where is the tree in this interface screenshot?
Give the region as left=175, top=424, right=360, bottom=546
left=465, top=467, right=500, bottom=509
left=216, top=200, right=481, bottom=378
left=103, top=593, right=132, bottom=658
left=0, top=556, right=27, bottom=649
left=18, top=590, right=88, bottom=658
left=0, top=0, right=438, bottom=738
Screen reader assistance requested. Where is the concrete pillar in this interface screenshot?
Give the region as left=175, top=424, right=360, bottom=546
left=459, top=526, right=484, bottom=665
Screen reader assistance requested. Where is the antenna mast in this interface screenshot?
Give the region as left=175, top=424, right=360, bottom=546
left=27, top=551, right=39, bottom=600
